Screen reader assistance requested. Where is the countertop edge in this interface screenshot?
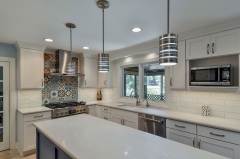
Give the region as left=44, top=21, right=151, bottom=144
left=18, top=107, right=52, bottom=115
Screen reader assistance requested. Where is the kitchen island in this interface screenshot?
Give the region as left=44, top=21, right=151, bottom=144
left=34, top=114, right=228, bottom=159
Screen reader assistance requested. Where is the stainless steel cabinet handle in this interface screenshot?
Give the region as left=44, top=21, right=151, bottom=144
left=193, top=138, right=195, bottom=147
left=34, top=115, right=43, bottom=118
left=139, top=116, right=163, bottom=123
left=104, top=80, right=106, bottom=86
left=175, top=124, right=186, bottom=128
left=170, top=78, right=172, bottom=86
left=198, top=139, right=201, bottom=149
left=85, top=80, right=86, bottom=86
left=123, top=119, right=125, bottom=125
left=104, top=117, right=108, bottom=120
left=210, top=132, right=225, bottom=137
left=207, top=44, right=209, bottom=54
left=212, top=43, right=214, bottom=54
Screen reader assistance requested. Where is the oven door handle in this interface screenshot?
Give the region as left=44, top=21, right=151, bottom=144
left=139, top=116, right=163, bottom=123
left=218, top=68, right=221, bottom=82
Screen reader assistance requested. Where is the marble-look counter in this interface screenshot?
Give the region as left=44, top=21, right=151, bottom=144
left=87, top=101, right=240, bottom=133
left=34, top=114, right=227, bottom=159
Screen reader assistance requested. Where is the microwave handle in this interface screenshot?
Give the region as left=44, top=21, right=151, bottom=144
left=218, top=68, right=221, bottom=82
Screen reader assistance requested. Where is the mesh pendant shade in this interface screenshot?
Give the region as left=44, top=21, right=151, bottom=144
left=98, top=53, right=109, bottom=72
left=159, top=33, right=178, bottom=66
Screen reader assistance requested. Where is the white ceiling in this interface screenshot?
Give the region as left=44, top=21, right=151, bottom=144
left=1, top=0, right=240, bottom=54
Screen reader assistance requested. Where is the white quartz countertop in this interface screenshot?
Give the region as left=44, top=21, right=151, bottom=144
left=87, top=101, right=240, bottom=133
left=18, top=107, right=52, bottom=115
left=34, top=114, right=227, bottom=159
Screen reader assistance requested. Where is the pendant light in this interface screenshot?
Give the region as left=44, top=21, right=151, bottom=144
left=159, top=0, right=178, bottom=66
left=66, top=23, right=76, bottom=75
left=97, top=0, right=109, bottom=72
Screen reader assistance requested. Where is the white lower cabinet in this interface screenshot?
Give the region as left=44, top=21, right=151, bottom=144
left=197, top=136, right=240, bottom=159
left=166, top=128, right=196, bottom=148
left=88, top=105, right=102, bottom=118
left=17, top=111, right=51, bottom=155
left=111, top=108, right=138, bottom=129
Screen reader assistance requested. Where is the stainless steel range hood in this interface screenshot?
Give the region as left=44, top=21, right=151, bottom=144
left=50, top=50, right=85, bottom=77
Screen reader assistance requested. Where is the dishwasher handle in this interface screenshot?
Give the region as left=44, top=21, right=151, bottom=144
left=139, top=116, right=164, bottom=124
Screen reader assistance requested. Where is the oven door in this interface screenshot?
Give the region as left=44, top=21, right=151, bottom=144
left=191, top=66, right=221, bottom=85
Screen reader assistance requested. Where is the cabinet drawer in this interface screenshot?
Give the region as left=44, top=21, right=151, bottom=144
left=166, top=119, right=196, bottom=134
left=102, top=106, right=111, bottom=113
left=101, top=112, right=111, bottom=121
left=198, top=126, right=240, bottom=145
left=111, top=108, right=138, bottom=120
left=24, top=111, right=51, bottom=122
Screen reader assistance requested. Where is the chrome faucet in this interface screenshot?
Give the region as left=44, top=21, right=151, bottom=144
left=129, top=91, right=141, bottom=106
left=142, top=99, right=150, bottom=107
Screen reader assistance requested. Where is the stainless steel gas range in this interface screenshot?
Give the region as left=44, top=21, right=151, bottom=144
left=45, top=101, right=88, bottom=119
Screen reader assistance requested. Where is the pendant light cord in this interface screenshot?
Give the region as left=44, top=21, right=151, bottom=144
left=102, top=3, right=105, bottom=55
left=70, top=28, right=72, bottom=54
left=167, top=0, right=169, bottom=34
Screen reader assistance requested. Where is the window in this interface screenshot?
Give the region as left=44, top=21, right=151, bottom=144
left=143, top=63, right=165, bottom=101
left=123, top=66, right=139, bottom=97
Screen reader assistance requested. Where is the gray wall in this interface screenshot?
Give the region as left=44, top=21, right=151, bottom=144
left=0, top=42, right=16, bottom=58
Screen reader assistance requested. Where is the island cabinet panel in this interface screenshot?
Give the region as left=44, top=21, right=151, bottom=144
left=166, top=119, right=197, bottom=134
left=111, top=114, right=138, bottom=129
left=37, top=130, right=71, bottom=159
left=166, top=128, right=197, bottom=148
left=197, top=136, right=240, bottom=159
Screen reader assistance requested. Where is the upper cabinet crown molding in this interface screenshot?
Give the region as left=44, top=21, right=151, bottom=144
left=15, top=41, right=46, bottom=51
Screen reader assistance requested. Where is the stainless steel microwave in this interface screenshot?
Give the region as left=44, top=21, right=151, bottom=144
left=191, top=65, right=232, bottom=86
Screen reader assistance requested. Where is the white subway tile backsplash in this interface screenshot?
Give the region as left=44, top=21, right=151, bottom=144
left=210, top=93, right=225, bottom=99
left=225, top=112, right=240, bottom=120
left=210, top=105, right=239, bottom=113
left=177, top=91, right=187, bottom=97
left=210, top=110, right=225, bottom=118
left=224, top=100, right=240, bottom=107
left=18, top=90, right=42, bottom=109
left=187, top=103, right=202, bottom=108
left=179, top=97, right=198, bottom=103
left=198, top=98, right=224, bottom=106
left=177, top=106, right=198, bottom=114
left=187, top=92, right=210, bottom=99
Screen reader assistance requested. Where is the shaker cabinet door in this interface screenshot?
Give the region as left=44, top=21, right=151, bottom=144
left=186, top=35, right=211, bottom=60
left=197, top=136, right=240, bottom=159
left=166, top=128, right=197, bottom=148
left=170, top=41, right=186, bottom=89
left=211, top=28, right=240, bottom=57
left=84, top=58, right=98, bottom=88
left=18, top=49, right=44, bottom=89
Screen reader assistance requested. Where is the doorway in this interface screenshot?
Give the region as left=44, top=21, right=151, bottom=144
left=0, top=62, right=10, bottom=151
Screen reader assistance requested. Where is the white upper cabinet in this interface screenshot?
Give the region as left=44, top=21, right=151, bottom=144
left=186, top=28, right=240, bottom=60
left=98, top=62, right=113, bottom=88
left=16, top=42, right=45, bottom=89
left=80, top=56, right=98, bottom=88
left=170, top=41, right=186, bottom=89
left=186, top=35, right=211, bottom=60
left=211, top=28, right=240, bottom=57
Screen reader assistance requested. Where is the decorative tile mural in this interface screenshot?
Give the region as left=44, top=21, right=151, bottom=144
left=42, top=53, right=78, bottom=105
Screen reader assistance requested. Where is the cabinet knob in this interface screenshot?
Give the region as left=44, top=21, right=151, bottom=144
left=198, top=139, right=201, bottom=149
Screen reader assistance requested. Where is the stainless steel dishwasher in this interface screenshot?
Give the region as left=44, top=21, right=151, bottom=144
left=139, top=113, right=166, bottom=138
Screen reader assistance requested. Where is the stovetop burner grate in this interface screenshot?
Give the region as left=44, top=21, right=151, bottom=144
left=45, top=101, right=86, bottom=109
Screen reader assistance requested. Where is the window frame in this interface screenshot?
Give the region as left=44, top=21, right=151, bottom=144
left=121, top=62, right=166, bottom=103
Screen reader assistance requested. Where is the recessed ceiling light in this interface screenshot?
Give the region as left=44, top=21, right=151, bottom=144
left=125, top=56, right=128, bottom=57
left=132, top=27, right=142, bottom=33
left=83, top=47, right=89, bottom=50
left=44, top=38, right=53, bottom=42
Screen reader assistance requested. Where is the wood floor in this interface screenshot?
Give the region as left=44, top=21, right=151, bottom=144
left=0, top=149, right=35, bottom=159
